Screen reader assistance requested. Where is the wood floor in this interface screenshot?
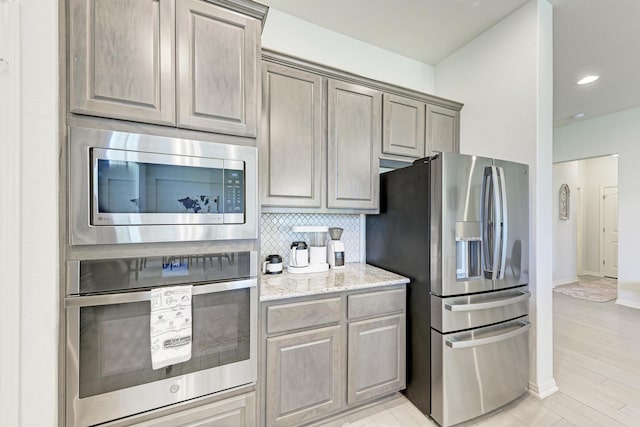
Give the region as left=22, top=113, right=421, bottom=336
left=316, top=292, right=640, bottom=426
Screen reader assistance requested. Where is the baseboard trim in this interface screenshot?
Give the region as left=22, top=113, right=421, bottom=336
left=616, top=299, right=640, bottom=310
left=528, top=379, right=559, bottom=399
left=553, top=277, right=578, bottom=287
left=581, top=270, right=600, bottom=277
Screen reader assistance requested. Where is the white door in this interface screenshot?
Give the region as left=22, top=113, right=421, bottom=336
left=601, top=186, right=618, bottom=278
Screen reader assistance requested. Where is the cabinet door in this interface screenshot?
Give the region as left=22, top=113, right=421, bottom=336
left=426, top=104, right=460, bottom=154
left=382, top=94, right=425, bottom=159
left=266, top=326, right=342, bottom=426
left=129, top=392, right=256, bottom=427
left=177, top=0, right=259, bottom=137
left=327, top=80, right=381, bottom=209
left=69, top=0, right=175, bottom=125
left=261, top=63, right=323, bottom=207
left=347, top=314, right=406, bottom=404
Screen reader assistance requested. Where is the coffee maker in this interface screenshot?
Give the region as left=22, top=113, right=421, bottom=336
left=288, top=226, right=329, bottom=274
left=327, top=227, right=345, bottom=269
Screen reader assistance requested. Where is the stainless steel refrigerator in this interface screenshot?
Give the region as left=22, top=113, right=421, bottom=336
left=367, top=152, right=530, bottom=427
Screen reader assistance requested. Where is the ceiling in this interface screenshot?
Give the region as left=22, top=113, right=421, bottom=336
left=260, top=0, right=640, bottom=127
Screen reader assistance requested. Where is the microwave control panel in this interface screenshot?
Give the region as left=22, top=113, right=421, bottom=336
left=224, top=166, right=245, bottom=223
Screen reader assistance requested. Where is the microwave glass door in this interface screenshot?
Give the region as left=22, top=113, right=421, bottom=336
left=75, top=284, right=252, bottom=398
left=92, top=148, right=245, bottom=225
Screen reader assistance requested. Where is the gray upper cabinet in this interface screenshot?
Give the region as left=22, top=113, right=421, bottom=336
left=69, top=0, right=176, bottom=126
left=176, top=0, right=259, bottom=136
left=427, top=104, right=460, bottom=155
left=382, top=94, right=425, bottom=159
left=260, top=63, right=323, bottom=207
left=327, top=80, right=381, bottom=210
left=69, top=0, right=262, bottom=137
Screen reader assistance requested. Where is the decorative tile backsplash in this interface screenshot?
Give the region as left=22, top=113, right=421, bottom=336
left=261, top=213, right=362, bottom=265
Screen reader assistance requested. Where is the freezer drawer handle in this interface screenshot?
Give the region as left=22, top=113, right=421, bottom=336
left=444, top=291, right=530, bottom=312
left=445, top=321, right=530, bottom=349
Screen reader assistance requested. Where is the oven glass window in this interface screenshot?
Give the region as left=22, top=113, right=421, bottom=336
left=96, top=159, right=224, bottom=215
left=78, top=288, right=251, bottom=398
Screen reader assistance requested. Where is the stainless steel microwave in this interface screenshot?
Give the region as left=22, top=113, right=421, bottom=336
left=68, top=127, right=257, bottom=245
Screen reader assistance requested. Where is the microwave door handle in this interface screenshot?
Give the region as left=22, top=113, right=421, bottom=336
left=497, top=166, right=508, bottom=280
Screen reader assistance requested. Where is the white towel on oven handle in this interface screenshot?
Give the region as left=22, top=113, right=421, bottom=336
left=150, top=285, right=193, bottom=370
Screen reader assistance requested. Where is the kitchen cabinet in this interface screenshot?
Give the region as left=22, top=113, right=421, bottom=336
left=427, top=104, right=460, bottom=155
left=327, top=80, right=381, bottom=210
left=261, top=286, right=406, bottom=426
left=382, top=95, right=460, bottom=161
left=346, top=288, right=406, bottom=404
left=69, top=0, right=263, bottom=137
left=265, top=326, right=343, bottom=427
left=260, top=63, right=324, bottom=207
left=382, top=93, right=426, bottom=159
left=260, top=51, right=461, bottom=211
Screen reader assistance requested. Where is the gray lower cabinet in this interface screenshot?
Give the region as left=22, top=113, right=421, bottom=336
left=265, top=326, right=343, bottom=427
left=327, top=80, right=381, bottom=210
left=69, top=0, right=263, bottom=137
left=427, top=104, right=460, bottom=155
left=262, top=286, right=406, bottom=426
left=260, top=63, right=324, bottom=207
left=347, top=314, right=406, bottom=404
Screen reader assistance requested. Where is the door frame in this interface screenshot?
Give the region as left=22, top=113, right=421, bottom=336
left=599, top=185, right=619, bottom=278
left=576, top=187, right=583, bottom=275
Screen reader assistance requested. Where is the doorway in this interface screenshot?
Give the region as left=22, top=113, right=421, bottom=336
left=552, top=155, right=619, bottom=285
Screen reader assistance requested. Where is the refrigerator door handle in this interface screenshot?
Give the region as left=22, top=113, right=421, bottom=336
left=445, top=321, right=530, bottom=349
left=490, top=166, right=502, bottom=279
left=481, top=168, right=493, bottom=275
left=497, top=166, right=508, bottom=280
left=444, top=291, right=530, bottom=311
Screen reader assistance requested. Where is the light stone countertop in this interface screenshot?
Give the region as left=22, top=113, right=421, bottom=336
left=260, top=263, right=409, bottom=302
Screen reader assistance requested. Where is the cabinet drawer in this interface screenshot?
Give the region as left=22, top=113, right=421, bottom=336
left=348, top=288, right=405, bottom=320
left=267, top=297, right=341, bottom=334
left=129, top=392, right=256, bottom=427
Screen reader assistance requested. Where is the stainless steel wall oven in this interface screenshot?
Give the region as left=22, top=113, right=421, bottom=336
left=68, top=126, right=258, bottom=245
left=65, top=251, right=257, bottom=427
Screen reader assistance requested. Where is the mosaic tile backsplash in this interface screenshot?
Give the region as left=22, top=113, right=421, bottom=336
left=261, top=213, right=362, bottom=266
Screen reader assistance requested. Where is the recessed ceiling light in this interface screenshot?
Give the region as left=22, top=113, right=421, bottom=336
left=571, top=113, right=585, bottom=119
left=577, top=75, right=599, bottom=85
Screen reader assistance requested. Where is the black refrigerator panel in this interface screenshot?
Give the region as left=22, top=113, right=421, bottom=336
left=366, top=159, right=431, bottom=415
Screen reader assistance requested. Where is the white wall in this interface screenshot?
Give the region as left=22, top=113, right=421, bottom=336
left=552, top=161, right=579, bottom=285
left=554, top=110, right=640, bottom=307
left=262, top=9, right=435, bottom=94
left=0, top=1, right=59, bottom=426
left=435, top=0, right=556, bottom=398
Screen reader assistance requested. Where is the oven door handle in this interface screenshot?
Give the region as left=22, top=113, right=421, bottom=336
left=444, top=291, right=530, bottom=312
left=445, top=321, right=530, bottom=349
left=65, top=278, right=257, bottom=308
